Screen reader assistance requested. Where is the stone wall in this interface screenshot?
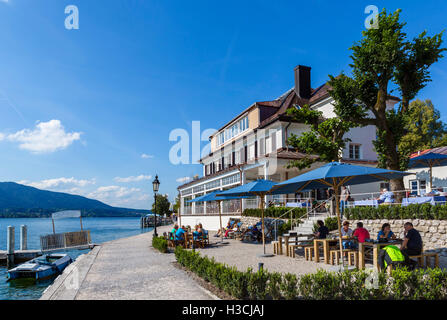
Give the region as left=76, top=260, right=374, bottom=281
left=348, top=219, right=447, bottom=256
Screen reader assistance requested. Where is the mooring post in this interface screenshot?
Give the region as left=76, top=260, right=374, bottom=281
left=20, top=225, right=28, bottom=251
left=7, top=226, right=15, bottom=269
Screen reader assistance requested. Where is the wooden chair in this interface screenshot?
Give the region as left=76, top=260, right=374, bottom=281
left=288, top=243, right=313, bottom=258
left=272, top=241, right=281, bottom=255
left=305, top=246, right=314, bottom=261
left=424, top=252, right=439, bottom=268
left=329, top=249, right=359, bottom=266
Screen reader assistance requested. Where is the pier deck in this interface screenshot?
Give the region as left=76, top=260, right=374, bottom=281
left=0, top=250, right=42, bottom=266
left=40, top=226, right=217, bottom=300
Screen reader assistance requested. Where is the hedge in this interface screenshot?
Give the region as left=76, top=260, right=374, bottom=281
left=243, top=207, right=307, bottom=219
left=345, top=203, right=447, bottom=220
left=312, top=217, right=339, bottom=233
left=152, top=236, right=168, bottom=253
left=175, top=246, right=447, bottom=300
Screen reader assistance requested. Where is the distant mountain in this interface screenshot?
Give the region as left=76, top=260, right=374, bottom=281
left=0, top=182, right=151, bottom=218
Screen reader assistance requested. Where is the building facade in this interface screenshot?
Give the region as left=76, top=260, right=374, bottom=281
left=177, top=65, right=400, bottom=230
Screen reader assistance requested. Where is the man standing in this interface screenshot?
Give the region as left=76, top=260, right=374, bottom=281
left=401, top=222, right=423, bottom=256
left=340, top=186, right=350, bottom=219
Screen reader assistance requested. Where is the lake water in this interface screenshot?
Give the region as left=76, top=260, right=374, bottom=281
left=0, top=217, right=153, bottom=300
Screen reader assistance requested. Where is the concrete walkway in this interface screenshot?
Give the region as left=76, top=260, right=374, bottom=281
left=40, top=226, right=217, bottom=300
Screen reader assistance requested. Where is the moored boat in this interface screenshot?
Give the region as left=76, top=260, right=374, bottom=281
left=7, top=254, right=72, bottom=281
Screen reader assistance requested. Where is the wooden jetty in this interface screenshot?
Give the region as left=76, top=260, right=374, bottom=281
left=140, top=215, right=172, bottom=228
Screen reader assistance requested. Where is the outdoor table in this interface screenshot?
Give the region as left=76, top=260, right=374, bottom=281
left=358, top=239, right=403, bottom=270
left=313, top=238, right=339, bottom=263
left=402, top=196, right=446, bottom=206
left=286, top=202, right=310, bottom=208
left=353, top=199, right=381, bottom=208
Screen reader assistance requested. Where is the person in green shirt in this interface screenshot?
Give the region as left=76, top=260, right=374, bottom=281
left=170, top=225, right=179, bottom=240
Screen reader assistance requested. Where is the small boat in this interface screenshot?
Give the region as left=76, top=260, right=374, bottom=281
left=7, top=254, right=72, bottom=281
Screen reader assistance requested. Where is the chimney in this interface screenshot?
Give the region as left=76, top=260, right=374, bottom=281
left=294, top=65, right=311, bottom=99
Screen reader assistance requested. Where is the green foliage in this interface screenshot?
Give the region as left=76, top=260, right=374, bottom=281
left=327, top=8, right=445, bottom=180
left=313, top=217, right=339, bottom=232
left=175, top=247, right=447, bottom=300
left=344, top=204, right=447, bottom=220
left=280, top=273, right=299, bottom=300
left=152, top=194, right=171, bottom=216
left=243, top=207, right=307, bottom=219
left=152, top=236, right=168, bottom=253
left=400, top=99, right=447, bottom=155
left=286, top=105, right=354, bottom=169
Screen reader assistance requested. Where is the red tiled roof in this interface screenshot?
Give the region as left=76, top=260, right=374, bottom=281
left=410, top=146, right=447, bottom=158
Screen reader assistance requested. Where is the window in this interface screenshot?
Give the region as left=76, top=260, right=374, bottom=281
left=410, top=179, right=426, bottom=196
left=216, top=116, right=249, bottom=146
left=349, top=144, right=361, bottom=160
left=205, top=179, right=220, bottom=190
left=222, top=174, right=240, bottom=186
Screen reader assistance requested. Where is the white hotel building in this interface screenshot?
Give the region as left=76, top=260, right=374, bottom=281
left=177, top=65, right=400, bottom=230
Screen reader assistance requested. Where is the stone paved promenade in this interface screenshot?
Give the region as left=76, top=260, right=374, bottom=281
left=40, top=225, right=217, bottom=300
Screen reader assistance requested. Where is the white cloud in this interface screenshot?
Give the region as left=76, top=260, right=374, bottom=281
left=0, top=0, right=10, bottom=3
left=141, top=153, right=154, bottom=159
left=87, top=186, right=150, bottom=208
left=113, top=175, right=152, bottom=183
left=0, top=133, right=4, bottom=140
left=18, top=177, right=96, bottom=190
left=176, top=176, right=192, bottom=183
left=4, top=120, right=81, bottom=153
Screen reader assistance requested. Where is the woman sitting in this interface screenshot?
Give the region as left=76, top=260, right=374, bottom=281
left=377, top=223, right=396, bottom=241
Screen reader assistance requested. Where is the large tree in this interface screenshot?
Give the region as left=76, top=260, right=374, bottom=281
left=399, top=99, right=447, bottom=159
left=326, top=9, right=444, bottom=198
left=152, top=194, right=171, bottom=216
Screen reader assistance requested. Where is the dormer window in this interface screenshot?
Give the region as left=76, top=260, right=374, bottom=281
left=217, top=116, right=249, bottom=146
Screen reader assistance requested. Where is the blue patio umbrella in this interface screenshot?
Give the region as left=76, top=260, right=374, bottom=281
left=270, top=162, right=412, bottom=267
left=409, top=152, right=447, bottom=191
left=217, top=180, right=278, bottom=256
left=188, top=191, right=248, bottom=243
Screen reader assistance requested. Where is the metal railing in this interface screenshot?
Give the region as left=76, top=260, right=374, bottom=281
left=40, top=230, right=91, bottom=252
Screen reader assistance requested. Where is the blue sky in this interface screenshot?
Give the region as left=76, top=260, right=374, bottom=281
left=0, top=0, right=446, bottom=209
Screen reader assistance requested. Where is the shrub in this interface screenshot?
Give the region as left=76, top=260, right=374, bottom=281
left=152, top=236, right=168, bottom=253
left=280, top=273, right=299, bottom=300
left=175, top=247, right=447, bottom=300
left=344, top=204, right=447, bottom=220
left=313, top=216, right=339, bottom=232
left=267, top=272, right=283, bottom=300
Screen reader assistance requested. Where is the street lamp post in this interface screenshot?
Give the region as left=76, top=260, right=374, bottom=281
left=152, top=175, right=160, bottom=238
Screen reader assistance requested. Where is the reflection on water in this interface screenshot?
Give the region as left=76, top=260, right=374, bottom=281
left=0, top=217, right=153, bottom=300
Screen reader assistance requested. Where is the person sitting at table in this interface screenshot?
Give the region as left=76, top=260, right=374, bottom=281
left=192, top=225, right=203, bottom=240
left=401, top=222, right=423, bottom=256
left=376, top=188, right=395, bottom=204
left=437, top=187, right=447, bottom=196
left=378, top=245, right=416, bottom=271
left=426, top=187, right=441, bottom=196
left=170, top=224, right=179, bottom=240
left=377, top=223, right=396, bottom=241
left=314, top=220, right=329, bottom=239
left=353, top=222, right=370, bottom=243
left=175, top=225, right=187, bottom=242
left=341, top=221, right=355, bottom=249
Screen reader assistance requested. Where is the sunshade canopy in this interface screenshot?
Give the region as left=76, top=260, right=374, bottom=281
left=270, top=162, right=413, bottom=195
left=187, top=190, right=248, bottom=203
left=409, top=152, right=447, bottom=169
left=216, top=179, right=277, bottom=197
